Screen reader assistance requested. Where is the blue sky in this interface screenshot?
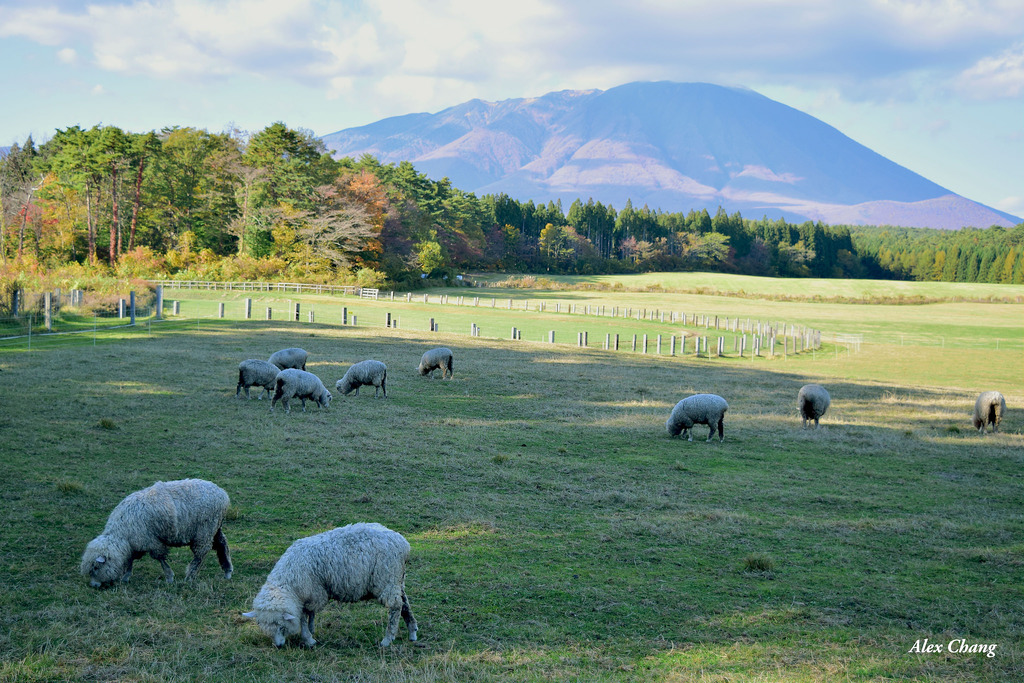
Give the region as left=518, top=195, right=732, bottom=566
left=2, top=0, right=1021, bottom=218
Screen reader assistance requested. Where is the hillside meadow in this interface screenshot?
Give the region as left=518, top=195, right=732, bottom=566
left=0, top=275, right=1021, bottom=682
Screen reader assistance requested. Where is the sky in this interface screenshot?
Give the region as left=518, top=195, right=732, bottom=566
left=1, top=0, right=1022, bottom=218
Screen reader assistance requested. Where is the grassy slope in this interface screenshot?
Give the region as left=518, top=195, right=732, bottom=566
left=0, top=317, right=1021, bottom=682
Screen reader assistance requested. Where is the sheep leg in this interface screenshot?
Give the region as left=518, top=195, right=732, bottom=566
left=300, top=397, right=307, bottom=412
left=401, top=591, right=418, bottom=641
left=717, top=417, right=725, bottom=442
left=213, top=528, right=233, bottom=579
left=706, top=424, right=715, bottom=442
left=381, top=374, right=387, bottom=398
left=185, top=541, right=211, bottom=580
left=122, top=553, right=143, bottom=582
left=381, top=604, right=402, bottom=647
left=151, top=551, right=175, bottom=583
left=300, top=610, right=317, bottom=647
left=685, top=428, right=693, bottom=442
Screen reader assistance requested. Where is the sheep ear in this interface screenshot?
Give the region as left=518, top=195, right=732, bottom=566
left=95, top=556, right=106, bottom=564
left=241, top=611, right=257, bottom=619
left=283, top=613, right=297, bottom=621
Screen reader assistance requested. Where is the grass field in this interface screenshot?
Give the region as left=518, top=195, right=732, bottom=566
left=1, top=275, right=1022, bottom=682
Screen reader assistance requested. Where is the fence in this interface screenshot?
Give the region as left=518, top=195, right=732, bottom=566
left=3, top=280, right=839, bottom=360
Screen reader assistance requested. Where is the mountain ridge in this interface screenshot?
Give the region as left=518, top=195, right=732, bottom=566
left=321, top=81, right=1019, bottom=229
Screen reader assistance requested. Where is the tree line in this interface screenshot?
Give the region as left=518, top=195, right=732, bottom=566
left=1, top=122, right=1021, bottom=286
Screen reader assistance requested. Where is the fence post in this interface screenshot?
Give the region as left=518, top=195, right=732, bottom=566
left=219, top=302, right=225, bottom=319
left=386, top=312, right=392, bottom=328
left=45, top=292, right=53, bottom=331
left=293, top=302, right=300, bottom=321
left=119, top=299, right=126, bottom=319
left=309, top=311, right=315, bottom=323
left=632, top=334, right=637, bottom=352
left=578, top=332, right=583, bottom=347
left=604, top=333, right=610, bottom=350
left=130, top=291, right=136, bottom=325
left=245, top=298, right=252, bottom=319
left=670, top=335, right=676, bottom=356
left=12, top=289, right=20, bottom=317
left=549, top=330, right=555, bottom=344
left=430, top=318, right=435, bottom=332
left=266, top=307, right=272, bottom=320
left=642, top=334, right=648, bottom=354
left=155, top=285, right=164, bottom=320
left=343, top=307, right=348, bottom=325
left=657, top=335, right=662, bottom=354
left=511, top=327, right=517, bottom=340
left=172, top=301, right=180, bottom=316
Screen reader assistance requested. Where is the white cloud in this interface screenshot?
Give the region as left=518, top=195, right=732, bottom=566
left=2, top=0, right=1024, bottom=109
left=57, top=47, right=76, bottom=64
left=956, top=43, right=1024, bottom=99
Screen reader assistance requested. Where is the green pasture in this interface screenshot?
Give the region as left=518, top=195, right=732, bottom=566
left=1, top=308, right=1022, bottom=681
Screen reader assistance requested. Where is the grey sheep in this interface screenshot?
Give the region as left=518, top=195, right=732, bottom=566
left=242, top=523, right=418, bottom=648
left=973, top=391, right=1006, bottom=433
left=336, top=360, right=388, bottom=398
left=666, top=393, right=729, bottom=442
left=798, top=384, right=831, bottom=429
left=417, top=347, right=454, bottom=379
left=236, top=359, right=281, bottom=400
left=269, top=347, right=308, bottom=371
left=271, top=369, right=332, bottom=413
left=80, top=479, right=233, bottom=587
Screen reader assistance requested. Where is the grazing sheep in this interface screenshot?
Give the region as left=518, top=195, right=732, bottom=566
left=798, top=384, right=831, bottom=429
left=242, top=523, right=418, bottom=648
left=417, top=347, right=454, bottom=379
left=271, top=369, right=332, bottom=413
left=80, top=479, right=232, bottom=587
left=973, top=391, right=1006, bottom=433
left=336, top=360, right=387, bottom=398
left=269, top=347, right=308, bottom=371
left=666, top=393, right=729, bottom=442
left=236, top=359, right=282, bottom=400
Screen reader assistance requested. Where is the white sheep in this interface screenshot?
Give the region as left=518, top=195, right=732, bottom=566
left=417, top=347, right=454, bottom=379
left=336, top=360, right=388, bottom=398
left=242, top=523, right=418, bottom=648
left=973, top=391, right=1006, bottom=433
left=798, top=384, right=831, bottom=429
left=236, top=359, right=281, bottom=400
left=271, top=369, right=332, bottom=413
left=80, top=479, right=233, bottom=587
left=666, top=393, right=729, bottom=442
left=269, top=347, right=308, bottom=371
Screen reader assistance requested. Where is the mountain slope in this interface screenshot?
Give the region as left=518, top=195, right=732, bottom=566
left=321, top=81, right=1019, bottom=229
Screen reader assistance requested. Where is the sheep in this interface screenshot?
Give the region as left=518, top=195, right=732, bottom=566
left=236, top=359, right=282, bottom=400
left=798, top=384, right=831, bottom=429
left=417, top=347, right=454, bottom=379
left=80, top=479, right=232, bottom=588
left=268, top=347, right=308, bottom=371
left=973, top=391, right=1006, bottom=433
left=336, top=360, right=387, bottom=398
left=242, top=523, right=418, bottom=648
left=270, top=369, right=332, bottom=413
left=666, top=393, right=729, bottom=442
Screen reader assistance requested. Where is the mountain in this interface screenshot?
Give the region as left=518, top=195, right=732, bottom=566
left=321, top=81, right=1019, bottom=230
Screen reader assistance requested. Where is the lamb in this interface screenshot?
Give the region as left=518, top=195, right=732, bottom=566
left=271, top=369, right=332, bottom=413
left=80, top=479, right=232, bottom=587
left=973, top=391, right=1006, bottom=433
left=666, top=393, right=729, bottom=442
left=242, top=523, right=418, bottom=648
left=798, top=384, right=831, bottom=429
left=268, top=347, right=308, bottom=371
left=236, top=359, right=281, bottom=400
left=417, top=347, right=454, bottom=379
left=336, top=360, right=388, bottom=398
